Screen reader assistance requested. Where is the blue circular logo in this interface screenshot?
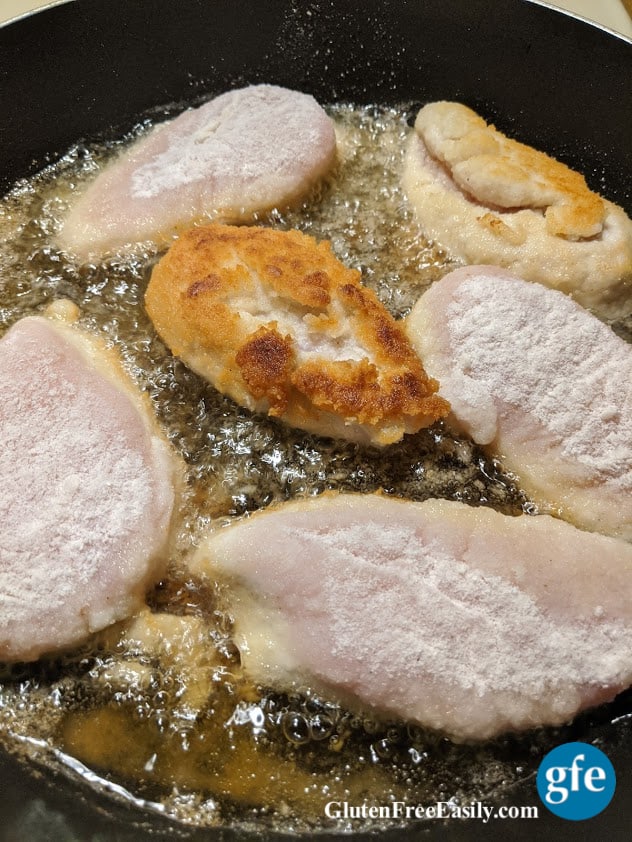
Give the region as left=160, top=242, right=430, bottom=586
left=536, top=742, right=616, bottom=820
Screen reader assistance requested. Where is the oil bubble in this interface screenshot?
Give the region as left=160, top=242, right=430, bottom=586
left=309, top=714, right=335, bottom=741
left=281, top=712, right=311, bottom=745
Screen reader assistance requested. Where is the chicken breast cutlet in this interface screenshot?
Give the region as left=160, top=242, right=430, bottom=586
left=406, top=265, right=632, bottom=540
left=0, top=307, right=180, bottom=662
left=192, top=493, right=632, bottom=742
left=145, top=224, right=448, bottom=446
left=402, top=101, right=632, bottom=318
left=59, top=85, right=337, bottom=259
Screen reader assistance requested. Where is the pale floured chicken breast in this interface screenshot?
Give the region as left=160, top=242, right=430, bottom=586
left=402, top=101, right=632, bottom=317
left=406, top=265, right=632, bottom=540
left=58, top=85, right=337, bottom=259
left=192, top=493, right=632, bottom=742
left=0, top=307, right=180, bottom=662
left=145, top=224, right=448, bottom=445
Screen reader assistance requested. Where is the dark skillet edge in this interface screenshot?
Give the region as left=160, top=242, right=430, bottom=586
left=1, top=0, right=631, bottom=839
left=529, top=0, right=632, bottom=43
left=2, top=714, right=632, bottom=842
left=0, top=0, right=631, bottom=209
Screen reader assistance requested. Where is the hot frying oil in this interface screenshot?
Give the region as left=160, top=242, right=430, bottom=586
left=0, top=102, right=627, bottom=832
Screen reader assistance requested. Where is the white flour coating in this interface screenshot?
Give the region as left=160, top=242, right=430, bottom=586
left=131, top=85, right=327, bottom=199
left=445, top=275, right=632, bottom=490
left=204, top=493, right=632, bottom=737
left=318, top=522, right=629, bottom=697
left=0, top=342, right=150, bottom=589
left=0, top=319, right=161, bottom=653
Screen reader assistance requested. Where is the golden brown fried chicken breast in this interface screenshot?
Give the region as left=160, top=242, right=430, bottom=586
left=145, top=224, right=448, bottom=445
left=402, top=101, right=632, bottom=318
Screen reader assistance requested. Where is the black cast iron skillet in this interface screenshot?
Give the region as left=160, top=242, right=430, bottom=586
left=0, top=1, right=631, bottom=840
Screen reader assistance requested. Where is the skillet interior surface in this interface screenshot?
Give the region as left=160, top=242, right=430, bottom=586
left=1, top=0, right=631, bottom=839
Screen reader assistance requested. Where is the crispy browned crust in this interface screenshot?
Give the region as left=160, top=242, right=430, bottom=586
left=235, top=325, right=296, bottom=415
left=416, top=101, right=605, bottom=240
left=145, top=224, right=449, bottom=444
